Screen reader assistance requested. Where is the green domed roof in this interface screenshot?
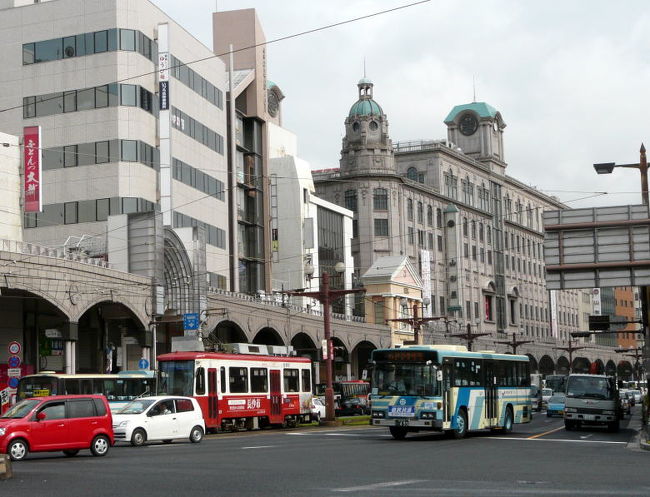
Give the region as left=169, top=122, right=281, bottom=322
left=349, top=99, right=383, bottom=117
left=358, top=77, right=373, bottom=85
left=444, top=102, right=498, bottom=123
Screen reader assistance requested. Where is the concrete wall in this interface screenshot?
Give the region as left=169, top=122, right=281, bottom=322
left=0, top=132, right=22, bottom=241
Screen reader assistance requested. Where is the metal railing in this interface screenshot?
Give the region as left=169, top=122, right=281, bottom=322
left=0, top=238, right=112, bottom=268
left=207, top=287, right=366, bottom=323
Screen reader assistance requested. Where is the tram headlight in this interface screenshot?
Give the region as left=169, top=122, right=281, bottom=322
left=420, top=412, right=436, bottom=420
left=372, top=410, right=385, bottom=418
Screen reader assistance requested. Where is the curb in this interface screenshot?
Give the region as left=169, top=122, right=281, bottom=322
left=640, top=439, right=650, bottom=451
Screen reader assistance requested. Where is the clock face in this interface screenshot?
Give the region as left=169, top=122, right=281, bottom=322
left=369, top=120, right=379, bottom=131
left=459, top=114, right=478, bottom=136
left=267, top=90, right=279, bottom=117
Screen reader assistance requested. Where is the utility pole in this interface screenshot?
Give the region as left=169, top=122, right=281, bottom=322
left=286, top=271, right=365, bottom=423
left=386, top=301, right=445, bottom=345
left=447, top=323, right=491, bottom=352
left=554, top=340, right=587, bottom=374
left=495, top=333, right=534, bottom=355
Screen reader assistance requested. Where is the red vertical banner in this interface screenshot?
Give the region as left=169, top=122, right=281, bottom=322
left=23, top=125, right=42, bottom=213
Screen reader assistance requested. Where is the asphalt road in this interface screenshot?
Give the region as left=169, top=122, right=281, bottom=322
left=2, top=408, right=648, bottom=497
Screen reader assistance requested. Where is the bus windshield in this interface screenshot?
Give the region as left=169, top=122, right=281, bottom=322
left=566, top=376, right=615, bottom=400
left=158, top=360, right=194, bottom=396
left=17, top=376, right=59, bottom=399
left=373, top=362, right=437, bottom=397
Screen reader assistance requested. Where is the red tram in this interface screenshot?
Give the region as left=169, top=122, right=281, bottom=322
left=157, top=351, right=313, bottom=431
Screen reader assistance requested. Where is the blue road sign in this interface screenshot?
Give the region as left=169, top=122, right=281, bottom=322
left=138, top=358, right=150, bottom=370
left=8, top=356, right=20, bottom=368
left=183, top=313, right=200, bottom=331
left=8, top=378, right=19, bottom=388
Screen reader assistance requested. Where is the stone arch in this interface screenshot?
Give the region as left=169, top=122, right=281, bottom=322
left=539, top=355, right=555, bottom=375
left=526, top=354, right=538, bottom=374
left=590, top=359, right=605, bottom=375
left=351, top=340, right=377, bottom=380
left=572, top=357, right=591, bottom=374
left=163, top=228, right=195, bottom=315
left=0, top=284, right=70, bottom=321
left=77, top=301, right=147, bottom=373
left=253, top=327, right=284, bottom=346
left=556, top=356, right=570, bottom=375
left=605, top=360, right=617, bottom=376
left=617, top=360, right=634, bottom=380
left=73, top=295, right=147, bottom=328
left=211, top=319, right=248, bottom=345
left=291, top=332, right=318, bottom=361
left=332, top=336, right=350, bottom=381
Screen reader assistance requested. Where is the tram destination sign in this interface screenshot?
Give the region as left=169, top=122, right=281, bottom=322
left=543, top=204, right=650, bottom=290
left=373, top=349, right=438, bottom=363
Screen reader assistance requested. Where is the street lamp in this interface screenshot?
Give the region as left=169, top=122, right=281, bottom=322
left=592, top=144, right=648, bottom=205
left=286, top=263, right=365, bottom=424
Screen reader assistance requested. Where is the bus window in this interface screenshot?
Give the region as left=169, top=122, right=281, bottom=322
left=284, top=369, right=299, bottom=392
left=301, top=369, right=311, bottom=393
left=100, top=379, right=117, bottom=400
left=64, top=379, right=80, bottom=394
left=220, top=367, right=226, bottom=393
left=251, top=368, right=268, bottom=393
left=18, top=376, right=59, bottom=399
left=229, top=367, right=248, bottom=393
left=196, top=367, right=205, bottom=395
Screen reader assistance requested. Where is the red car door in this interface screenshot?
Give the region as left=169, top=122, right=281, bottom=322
left=65, top=399, right=99, bottom=447
left=30, top=400, right=70, bottom=450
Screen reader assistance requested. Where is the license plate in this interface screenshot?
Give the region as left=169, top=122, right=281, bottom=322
left=583, top=414, right=595, bottom=421
left=389, top=406, right=415, bottom=417
left=395, top=419, right=409, bottom=427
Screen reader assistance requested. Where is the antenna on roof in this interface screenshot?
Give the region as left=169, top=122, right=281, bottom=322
left=472, top=75, right=476, bottom=103
left=363, top=57, right=366, bottom=78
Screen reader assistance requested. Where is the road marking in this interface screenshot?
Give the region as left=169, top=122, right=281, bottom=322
left=580, top=434, right=592, bottom=439
left=286, top=433, right=309, bottom=436
left=487, top=437, right=626, bottom=444
left=528, top=426, right=564, bottom=439
left=333, top=480, right=426, bottom=492
left=242, top=445, right=276, bottom=449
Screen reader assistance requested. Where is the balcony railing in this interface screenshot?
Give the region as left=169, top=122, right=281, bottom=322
left=0, top=239, right=112, bottom=268
left=208, top=287, right=366, bottom=323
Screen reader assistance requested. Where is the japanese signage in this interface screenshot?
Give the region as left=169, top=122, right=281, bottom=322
left=159, top=81, right=170, bottom=110
left=420, top=249, right=432, bottom=317
left=183, top=313, right=199, bottom=331
left=158, top=52, right=170, bottom=110
left=0, top=388, right=9, bottom=406
left=23, top=126, right=42, bottom=212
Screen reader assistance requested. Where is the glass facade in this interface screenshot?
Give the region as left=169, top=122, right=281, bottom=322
left=24, top=197, right=156, bottom=228
left=171, top=107, right=224, bottom=154
left=172, top=211, right=226, bottom=249
left=23, top=28, right=157, bottom=65
left=172, top=158, right=225, bottom=201
left=317, top=206, right=346, bottom=313
left=24, top=83, right=156, bottom=119
left=170, top=55, right=223, bottom=109
left=43, top=139, right=159, bottom=170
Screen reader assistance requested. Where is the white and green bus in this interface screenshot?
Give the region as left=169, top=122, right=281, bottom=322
left=370, top=345, right=533, bottom=439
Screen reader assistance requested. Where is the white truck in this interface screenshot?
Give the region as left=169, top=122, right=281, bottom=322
left=564, top=374, right=620, bottom=432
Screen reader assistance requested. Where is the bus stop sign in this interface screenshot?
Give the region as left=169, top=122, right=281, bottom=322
left=183, top=313, right=199, bottom=331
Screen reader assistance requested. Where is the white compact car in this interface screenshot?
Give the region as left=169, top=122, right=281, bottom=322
left=112, top=396, right=205, bottom=446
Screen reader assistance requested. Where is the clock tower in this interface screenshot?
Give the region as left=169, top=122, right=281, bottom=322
left=444, top=102, right=507, bottom=175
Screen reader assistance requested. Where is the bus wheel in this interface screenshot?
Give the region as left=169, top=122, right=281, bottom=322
left=389, top=427, right=408, bottom=440
left=503, top=407, right=514, bottom=434
left=452, top=409, right=467, bottom=439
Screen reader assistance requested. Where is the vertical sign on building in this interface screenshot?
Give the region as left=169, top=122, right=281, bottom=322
left=420, top=249, right=432, bottom=317
left=23, top=126, right=42, bottom=212
left=549, top=290, right=558, bottom=338
left=592, top=288, right=601, bottom=315
left=157, top=23, right=172, bottom=227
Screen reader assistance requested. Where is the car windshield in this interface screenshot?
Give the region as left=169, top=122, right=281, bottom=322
left=373, top=362, right=437, bottom=397
left=1, top=399, right=40, bottom=419
left=549, top=396, right=565, bottom=403
left=116, top=399, right=156, bottom=414
left=566, top=376, right=615, bottom=400
left=542, top=389, right=553, bottom=396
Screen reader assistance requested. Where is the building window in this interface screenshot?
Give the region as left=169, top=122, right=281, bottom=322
left=484, top=294, right=494, bottom=321
left=374, top=218, right=389, bottom=237
left=407, top=167, right=418, bottom=181
left=437, top=235, right=443, bottom=252
left=418, top=230, right=425, bottom=248
left=427, top=205, right=433, bottom=226
left=408, top=227, right=414, bottom=245
left=444, top=171, right=458, bottom=199
left=479, top=248, right=485, bottom=263
left=472, top=245, right=477, bottom=261
left=462, top=217, right=468, bottom=237
left=436, top=208, right=443, bottom=227
left=464, top=243, right=469, bottom=258
left=417, top=201, right=423, bottom=224
left=374, top=301, right=385, bottom=325
left=471, top=220, right=476, bottom=239
left=487, top=250, right=492, bottom=265
left=407, top=199, right=414, bottom=221
left=428, top=233, right=434, bottom=249
left=479, top=222, right=484, bottom=242
left=373, top=188, right=388, bottom=210
left=344, top=190, right=357, bottom=211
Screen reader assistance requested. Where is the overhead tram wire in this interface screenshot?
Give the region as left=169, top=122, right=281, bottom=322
left=0, top=1, right=431, bottom=117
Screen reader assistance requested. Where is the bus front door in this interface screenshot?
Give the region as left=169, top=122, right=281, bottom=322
left=442, top=361, right=453, bottom=425
left=270, top=370, right=283, bottom=424
left=207, top=368, right=218, bottom=428
left=484, top=362, right=498, bottom=427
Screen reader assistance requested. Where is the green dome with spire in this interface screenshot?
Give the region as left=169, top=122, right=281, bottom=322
left=349, top=99, right=383, bottom=117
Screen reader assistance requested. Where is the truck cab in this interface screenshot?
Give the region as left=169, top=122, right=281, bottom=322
left=564, top=374, right=620, bottom=432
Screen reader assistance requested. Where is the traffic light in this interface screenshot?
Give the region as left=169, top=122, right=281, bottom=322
left=571, top=331, right=593, bottom=338
left=588, top=315, right=609, bottom=331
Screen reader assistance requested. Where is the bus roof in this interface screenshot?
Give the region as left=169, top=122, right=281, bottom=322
left=157, top=351, right=311, bottom=363
left=373, top=345, right=529, bottom=362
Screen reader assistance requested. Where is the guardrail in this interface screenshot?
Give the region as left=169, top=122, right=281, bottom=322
left=207, top=287, right=366, bottom=323
left=0, top=239, right=111, bottom=269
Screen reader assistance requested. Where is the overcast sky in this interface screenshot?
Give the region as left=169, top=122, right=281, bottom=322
left=153, top=0, right=650, bottom=209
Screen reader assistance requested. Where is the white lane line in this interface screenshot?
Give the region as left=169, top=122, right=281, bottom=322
left=580, top=434, right=593, bottom=439
left=286, top=433, right=309, bottom=436
left=242, top=445, right=276, bottom=449
left=333, top=480, right=427, bottom=492
left=486, top=437, right=626, bottom=444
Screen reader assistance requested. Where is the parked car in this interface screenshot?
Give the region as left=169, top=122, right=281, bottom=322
left=0, top=395, right=113, bottom=461
left=112, top=396, right=204, bottom=446
left=530, top=385, right=543, bottom=412
left=335, top=398, right=370, bottom=417
left=628, top=390, right=642, bottom=404
left=541, top=388, right=553, bottom=410
left=310, top=397, right=326, bottom=422
left=546, top=394, right=566, bottom=417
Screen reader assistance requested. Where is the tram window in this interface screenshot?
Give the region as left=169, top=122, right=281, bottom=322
left=220, top=367, right=226, bottom=393
left=196, top=367, right=205, bottom=395
left=229, top=367, right=248, bottom=393
left=284, top=369, right=299, bottom=392
left=250, top=368, right=268, bottom=393
left=301, top=369, right=311, bottom=393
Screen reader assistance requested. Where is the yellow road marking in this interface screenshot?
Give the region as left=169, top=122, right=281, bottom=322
left=528, top=426, right=565, bottom=439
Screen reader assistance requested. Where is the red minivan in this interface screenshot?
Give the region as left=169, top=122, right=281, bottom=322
left=0, top=395, right=114, bottom=461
